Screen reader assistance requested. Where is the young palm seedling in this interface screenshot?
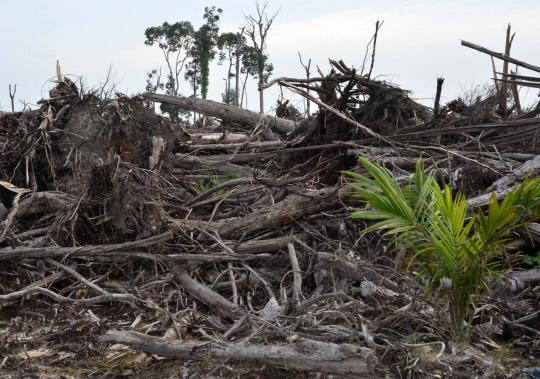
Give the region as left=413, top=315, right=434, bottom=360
left=343, top=158, right=540, bottom=341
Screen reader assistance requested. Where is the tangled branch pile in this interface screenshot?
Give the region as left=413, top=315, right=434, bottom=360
left=0, top=40, right=539, bottom=378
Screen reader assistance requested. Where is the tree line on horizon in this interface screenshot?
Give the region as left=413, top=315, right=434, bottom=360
left=144, top=2, right=277, bottom=122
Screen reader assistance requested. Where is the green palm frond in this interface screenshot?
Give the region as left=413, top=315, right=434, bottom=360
left=343, top=157, right=540, bottom=341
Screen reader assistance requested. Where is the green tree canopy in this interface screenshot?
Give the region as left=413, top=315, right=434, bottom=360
left=241, top=45, right=273, bottom=82
left=144, top=21, right=194, bottom=121
left=218, top=32, right=245, bottom=104
left=190, top=6, right=222, bottom=99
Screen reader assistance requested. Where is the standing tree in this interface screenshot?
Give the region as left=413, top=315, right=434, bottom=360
left=190, top=6, right=222, bottom=100
left=235, top=27, right=245, bottom=106
left=144, top=21, right=193, bottom=121
left=240, top=45, right=273, bottom=109
left=244, top=2, right=279, bottom=113
left=8, top=84, right=17, bottom=112
left=184, top=59, right=202, bottom=123
left=218, top=32, right=244, bottom=104
left=184, top=60, right=202, bottom=98
left=145, top=68, right=163, bottom=111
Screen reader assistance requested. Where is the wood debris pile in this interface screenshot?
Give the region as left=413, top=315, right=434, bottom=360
left=0, top=35, right=539, bottom=378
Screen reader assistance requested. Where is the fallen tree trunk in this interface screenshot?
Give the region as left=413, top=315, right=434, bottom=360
left=172, top=187, right=347, bottom=239
left=188, top=132, right=250, bottom=144
left=467, top=155, right=540, bottom=208
left=508, top=268, right=540, bottom=286
left=175, top=153, right=256, bottom=177
left=495, top=267, right=540, bottom=293
left=186, top=140, right=284, bottom=152
left=101, top=330, right=377, bottom=376
left=142, top=93, right=298, bottom=134
left=0, top=231, right=172, bottom=261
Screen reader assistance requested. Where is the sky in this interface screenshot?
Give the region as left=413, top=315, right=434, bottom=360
left=1, top=0, right=540, bottom=113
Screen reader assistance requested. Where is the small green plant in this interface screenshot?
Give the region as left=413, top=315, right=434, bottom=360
left=524, top=252, right=540, bottom=267
left=193, top=174, right=235, bottom=196
left=343, top=158, right=540, bottom=341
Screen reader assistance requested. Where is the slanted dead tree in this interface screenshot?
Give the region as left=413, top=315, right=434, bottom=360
left=361, top=20, right=384, bottom=78
left=142, top=92, right=297, bottom=133
left=368, top=20, right=382, bottom=79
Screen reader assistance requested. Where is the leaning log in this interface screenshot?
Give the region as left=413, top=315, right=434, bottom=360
left=142, top=93, right=297, bottom=134
left=461, top=40, right=540, bottom=74
left=101, top=330, right=377, bottom=376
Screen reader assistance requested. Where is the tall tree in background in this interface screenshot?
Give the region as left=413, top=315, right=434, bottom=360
left=144, top=21, right=193, bottom=120
left=184, top=60, right=201, bottom=98
left=240, top=45, right=273, bottom=109
left=218, top=32, right=245, bottom=104
left=184, top=59, right=202, bottom=123
left=244, top=2, right=279, bottom=113
left=190, top=6, right=222, bottom=99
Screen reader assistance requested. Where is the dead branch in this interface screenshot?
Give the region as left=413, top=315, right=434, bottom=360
left=461, top=39, right=540, bottom=74
left=101, top=330, right=377, bottom=376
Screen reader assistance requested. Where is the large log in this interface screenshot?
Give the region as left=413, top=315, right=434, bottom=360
left=171, top=187, right=346, bottom=239
left=175, top=153, right=256, bottom=177
left=142, top=93, right=297, bottom=134
left=467, top=155, right=540, bottom=208
left=101, top=330, right=377, bottom=376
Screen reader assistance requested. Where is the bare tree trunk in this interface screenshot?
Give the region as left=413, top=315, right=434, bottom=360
left=501, top=24, right=513, bottom=120
left=433, top=77, right=444, bottom=126
left=298, top=53, right=312, bottom=115
left=511, top=71, right=522, bottom=114
left=8, top=84, right=16, bottom=112
left=259, top=87, right=264, bottom=113
left=235, top=28, right=244, bottom=107
left=241, top=72, right=249, bottom=108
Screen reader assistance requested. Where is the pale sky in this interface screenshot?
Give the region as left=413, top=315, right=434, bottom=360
left=1, top=0, right=540, bottom=113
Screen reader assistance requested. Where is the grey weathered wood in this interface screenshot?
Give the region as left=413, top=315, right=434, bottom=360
left=171, top=187, right=346, bottom=239
left=175, top=153, right=256, bottom=177
left=0, top=231, right=172, bottom=261
left=186, top=140, right=284, bottom=152
left=467, top=155, right=540, bottom=208
left=142, top=92, right=297, bottom=134
left=169, top=266, right=239, bottom=319
left=101, top=330, right=377, bottom=376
